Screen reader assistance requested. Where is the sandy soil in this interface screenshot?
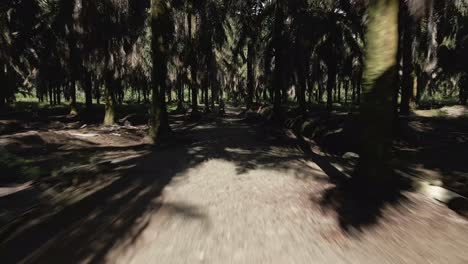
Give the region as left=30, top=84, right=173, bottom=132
left=1, top=107, right=468, bottom=263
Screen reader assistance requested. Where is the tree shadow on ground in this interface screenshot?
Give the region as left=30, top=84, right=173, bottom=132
left=0, top=108, right=313, bottom=263
left=283, top=109, right=468, bottom=232
left=395, top=116, right=468, bottom=197
left=293, top=131, right=414, bottom=234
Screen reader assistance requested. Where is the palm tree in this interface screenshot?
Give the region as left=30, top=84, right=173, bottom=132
left=149, top=0, right=172, bottom=142
left=353, top=0, right=399, bottom=191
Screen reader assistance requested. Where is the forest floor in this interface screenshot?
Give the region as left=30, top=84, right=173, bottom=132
left=1, top=105, right=468, bottom=263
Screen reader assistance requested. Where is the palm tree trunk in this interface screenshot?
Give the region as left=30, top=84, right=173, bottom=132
left=354, top=0, right=399, bottom=190
left=326, top=59, right=336, bottom=111
left=246, top=38, right=255, bottom=109
left=187, top=11, right=199, bottom=115
left=272, top=0, right=286, bottom=116
left=149, top=0, right=171, bottom=142
left=400, top=6, right=416, bottom=115
left=103, top=76, right=116, bottom=126
left=67, top=0, right=80, bottom=115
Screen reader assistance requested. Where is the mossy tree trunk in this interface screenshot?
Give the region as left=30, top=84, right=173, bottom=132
left=354, top=0, right=399, bottom=190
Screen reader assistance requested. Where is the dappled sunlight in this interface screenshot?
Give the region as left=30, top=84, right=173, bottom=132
left=2, top=0, right=468, bottom=262
left=1, top=106, right=468, bottom=263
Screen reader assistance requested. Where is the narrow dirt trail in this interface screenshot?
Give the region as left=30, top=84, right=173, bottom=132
left=2, top=108, right=468, bottom=263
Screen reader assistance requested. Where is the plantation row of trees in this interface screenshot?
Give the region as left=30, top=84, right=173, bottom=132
left=1, top=0, right=468, bottom=188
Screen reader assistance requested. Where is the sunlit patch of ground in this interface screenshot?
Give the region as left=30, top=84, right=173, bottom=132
left=1, top=106, right=468, bottom=263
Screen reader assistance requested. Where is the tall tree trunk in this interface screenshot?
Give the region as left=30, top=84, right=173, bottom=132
left=246, top=37, right=255, bottom=109
left=210, top=66, right=216, bottom=110
left=188, top=11, right=199, bottom=116
left=49, top=85, right=54, bottom=106
left=419, top=0, right=438, bottom=103
left=67, top=0, right=80, bottom=115
left=356, top=77, right=362, bottom=104
left=103, top=76, right=116, bottom=126
left=297, top=67, right=307, bottom=112
left=354, top=0, right=399, bottom=190
left=84, top=74, right=93, bottom=110
left=0, top=92, right=4, bottom=109
left=0, top=67, right=5, bottom=108
left=203, top=77, right=209, bottom=112
left=460, top=75, right=468, bottom=105
left=326, top=59, right=336, bottom=111
left=69, top=81, right=78, bottom=115
left=95, top=83, right=101, bottom=105
left=337, top=78, right=341, bottom=103
left=272, top=0, right=286, bottom=116
left=400, top=6, right=416, bottom=115
left=56, top=86, right=62, bottom=105
left=344, top=79, right=349, bottom=103
left=149, top=0, right=171, bottom=142
left=177, top=70, right=185, bottom=111
left=296, top=38, right=307, bottom=113
left=166, top=85, right=173, bottom=104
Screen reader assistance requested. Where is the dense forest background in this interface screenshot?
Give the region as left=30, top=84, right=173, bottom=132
left=1, top=0, right=468, bottom=190
left=2, top=0, right=467, bottom=117
left=2, top=1, right=468, bottom=262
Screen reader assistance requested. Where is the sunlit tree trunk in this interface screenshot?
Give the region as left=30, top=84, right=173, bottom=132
left=103, top=70, right=116, bottom=125
left=354, top=0, right=399, bottom=189
left=103, top=40, right=115, bottom=125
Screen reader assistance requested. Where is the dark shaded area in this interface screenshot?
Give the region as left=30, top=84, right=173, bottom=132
left=281, top=108, right=468, bottom=198
left=0, top=109, right=311, bottom=263
left=1, top=106, right=467, bottom=262
left=395, top=115, right=468, bottom=197
left=0, top=103, right=153, bottom=136
left=291, top=129, right=413, bottom=233
left=317, top=177, right=413, bottom=233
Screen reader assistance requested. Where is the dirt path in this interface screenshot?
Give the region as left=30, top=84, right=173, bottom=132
left=1, top=108, right=468, bottom=263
